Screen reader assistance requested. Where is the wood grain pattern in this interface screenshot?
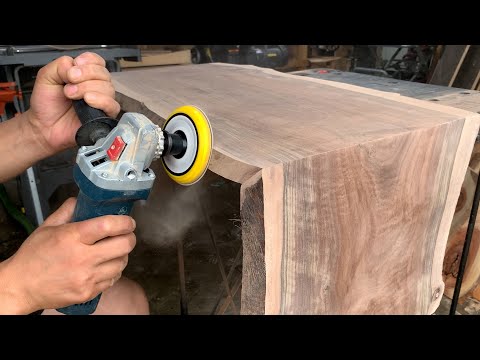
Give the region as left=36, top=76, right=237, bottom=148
left=429, top=92, right=480, bottom=113
left=426, top=45, right=444, bottom=83
left=288, top=68, right=480, bottom=305
left=112, top=64, right=480, bottom=314
left=448, top=45, right=470, bottom=87
left=443, top=168, right=480, bottom=299
left=443, top=146, right=480, bottom=302
left=452, top=45, right=480, bottom=89
left=120, top=50, right=191, bottom=68
left=469, top=143, right=480, bottom=174
left=277, top=45, right=309, bottom=71
left=264, top=124, right=465, bottom=314
left=240, top=171, right=265, bottom=315
left=429, top=45, right=470, bottom=86
left=471, top=71, right=480, bottom=91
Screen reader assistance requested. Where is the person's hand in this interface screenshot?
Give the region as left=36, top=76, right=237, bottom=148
left=0, top=198, right=136, bottom=314
left=26, top=52, right=121, bottom=155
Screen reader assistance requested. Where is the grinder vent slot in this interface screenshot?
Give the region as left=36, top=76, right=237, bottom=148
left=91, top=157, right=108, bottom=167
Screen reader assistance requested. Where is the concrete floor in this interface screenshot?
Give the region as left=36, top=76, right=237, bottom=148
left=434, top=295, right=480, bottom=315
left=0, top=168, right=478, bottom=315
left=124, top=169, right=243, bottom=315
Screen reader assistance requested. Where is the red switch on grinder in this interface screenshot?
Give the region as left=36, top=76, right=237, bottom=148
left=107, top=136, right=126, bottom=161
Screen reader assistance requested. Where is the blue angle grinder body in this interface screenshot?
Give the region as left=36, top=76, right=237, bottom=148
left=56, top=99, right=212, bottom=315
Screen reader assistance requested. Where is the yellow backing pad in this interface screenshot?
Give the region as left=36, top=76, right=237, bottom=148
left=162, top=105, right=213, bottom=186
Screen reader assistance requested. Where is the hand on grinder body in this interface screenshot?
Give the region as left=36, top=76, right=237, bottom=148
left=0, top=198, right=136, bottom=314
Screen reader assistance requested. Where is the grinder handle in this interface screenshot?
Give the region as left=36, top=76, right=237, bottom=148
left=55, top=187, right=137, bottom=315
left=73, top=99, right=108, bottom=125
left=72, top=99, right=118, bottom=146
left=54, top=191, right=105, bottom=315
left=55, top=192, right=102, bottom=315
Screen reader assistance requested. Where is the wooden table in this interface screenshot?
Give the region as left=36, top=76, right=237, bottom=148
left=112, top=63, right=480, bottom=314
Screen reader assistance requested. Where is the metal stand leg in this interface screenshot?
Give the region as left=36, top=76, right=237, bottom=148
left=13, top=66, right=26, bottom=113
left=383, top=46, right=403, bottom=70
left=25, top=167, right=44, bottom=226
left=113, top=60, right=121, bottom=72
left=4, top=66, right=21, bottom=114
left=4, top=64, right=45, bottom=226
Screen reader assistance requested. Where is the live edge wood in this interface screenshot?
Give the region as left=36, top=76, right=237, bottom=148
left=112, top=64, right=480, bottom=314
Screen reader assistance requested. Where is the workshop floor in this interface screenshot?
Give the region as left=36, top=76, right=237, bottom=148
left=125, top=169, right=243, bottom=315
left=0, top=170, right=479, bottom=315
left=0, top=169, right=243, bottom=315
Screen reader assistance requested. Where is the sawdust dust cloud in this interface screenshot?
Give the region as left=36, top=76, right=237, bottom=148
left=132, top=177, right=206, bottom=248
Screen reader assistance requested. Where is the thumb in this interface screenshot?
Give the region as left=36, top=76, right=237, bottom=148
left=42, top=197, right=77, bottom=227
left=36, top=55, right=74, bottom=87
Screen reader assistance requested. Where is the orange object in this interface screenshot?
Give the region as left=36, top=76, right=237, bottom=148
left=0, top=82, right=22, bottom=116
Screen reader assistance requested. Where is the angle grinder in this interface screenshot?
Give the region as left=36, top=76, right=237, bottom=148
left=56, top=99, right=213, bottom=315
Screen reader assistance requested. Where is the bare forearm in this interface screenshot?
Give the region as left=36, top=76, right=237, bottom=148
left=0, top=112, right=55, bottom=183
left=0, top=259, right=31, bottom=314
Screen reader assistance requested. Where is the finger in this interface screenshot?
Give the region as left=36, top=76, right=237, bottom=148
left=68, top=215, right=136, bottom=245
left=42, top=197, right=77, bottom=227
left=95, top=272, right=122, bottom=290
left=36, top=55, right=75, bottom=87
left=66, top=64, right=111, bottom=84
left=94, top=273, right=122, bottom=295
left=64, top=80, right=115, bottom=100
left=95, top=255, right=129, bottom=283
left=113, top=272, right=122, bottom=283
left=110, top=272, right=122, bottom=286
left=93, top=279, right=115, bottom=295
left=84, top=92, right=121, bottom=119
left=93, top=233, right=136, bottom=264
left=73, top=52, right=106, bottom=68
left=93, top=232, right=137, bottom=265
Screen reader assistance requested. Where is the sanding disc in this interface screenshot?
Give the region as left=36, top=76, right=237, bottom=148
left=162, top=105, right=213, bottom=186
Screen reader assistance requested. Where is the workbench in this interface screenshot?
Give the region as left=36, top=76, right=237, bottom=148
left=292, top=68, right=480, bottom=113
